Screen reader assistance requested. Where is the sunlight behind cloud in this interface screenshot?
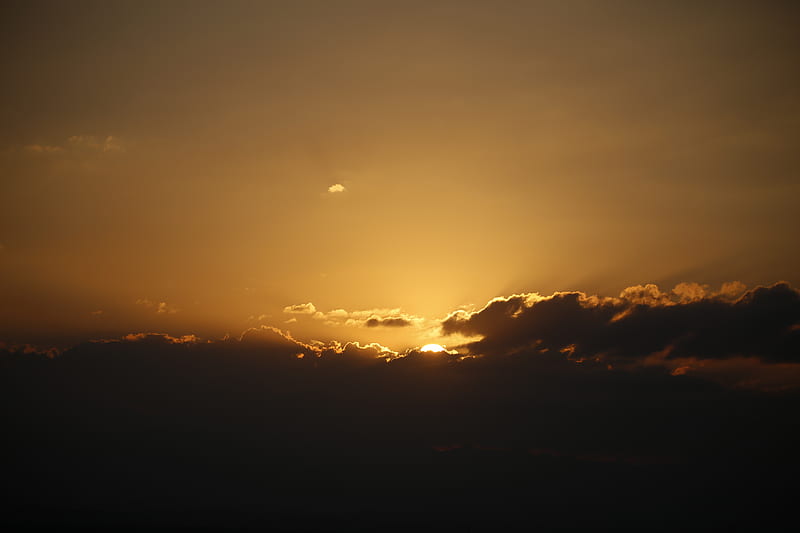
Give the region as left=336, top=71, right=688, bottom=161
left=420, top=343, right=446, bottom=353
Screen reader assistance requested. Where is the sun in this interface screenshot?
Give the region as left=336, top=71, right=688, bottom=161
left=420, top=344, right=446, bottom=353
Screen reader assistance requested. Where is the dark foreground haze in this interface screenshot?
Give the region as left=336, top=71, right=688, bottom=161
left=4, top=282, right=799, bottom=530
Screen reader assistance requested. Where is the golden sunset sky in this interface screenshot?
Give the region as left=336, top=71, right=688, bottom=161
left=1, top=0, right=798, bottom=350
left=4, top=5, right=800, bottom=530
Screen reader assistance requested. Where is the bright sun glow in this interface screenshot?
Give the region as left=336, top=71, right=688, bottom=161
left=420, top=344, right=446, bottom=353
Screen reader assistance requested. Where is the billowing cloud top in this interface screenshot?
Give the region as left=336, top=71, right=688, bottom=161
left=442, top=282, right=800, bottom=365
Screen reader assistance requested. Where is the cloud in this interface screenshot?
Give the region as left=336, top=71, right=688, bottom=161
left=237, top=325, right=399, bottom=361
left=4, top=324, right=798, bottom=466
left=136, top=298, right=177, bottom=314
left=22, top=144, right=65, bottom=155
left=283, top=301, right=421, bottom=328
left=116, top=332, right=200, bottom=344
left=15, top=135, right=124, bottom=157
left=327, top=183, right=346, bottom=193
left=282, top=302, right=317, bottom=315
left=67, top=135, right=123, bottom=152
left=442, top=282, right=800, bottom=365
left=365, top=317, right=412, bottom=327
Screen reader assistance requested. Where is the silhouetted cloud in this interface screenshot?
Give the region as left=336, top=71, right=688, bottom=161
left=442, top=282, right=800, bottom=365
left=366, top=317, right=412, bottom=327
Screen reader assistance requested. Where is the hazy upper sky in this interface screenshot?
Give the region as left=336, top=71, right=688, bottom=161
left=1, top=0, right=799, bottom=348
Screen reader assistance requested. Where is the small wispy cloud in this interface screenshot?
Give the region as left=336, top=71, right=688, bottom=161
left=283, top=302, right=317, bottom=315
left=136, top=298, right=177, bottom=314
left=23, top=144, right=65, bottom=155
left=67, top=135, right=123, bottom=153
left=327, top=183, right=346, bottom=193
left=17, top=135, right=124, bottom=156
left=282, top=302, right=423, bottom=329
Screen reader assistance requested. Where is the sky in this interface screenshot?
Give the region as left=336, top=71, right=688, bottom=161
left=2, top=0, right=799, bottom=350
left=2, top=2, right=800, bottom=529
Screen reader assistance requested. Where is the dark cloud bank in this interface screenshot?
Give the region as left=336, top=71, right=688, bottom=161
left=3, top=283, right=800, bottom=531
left=444, top=282, right=800, bottom=365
